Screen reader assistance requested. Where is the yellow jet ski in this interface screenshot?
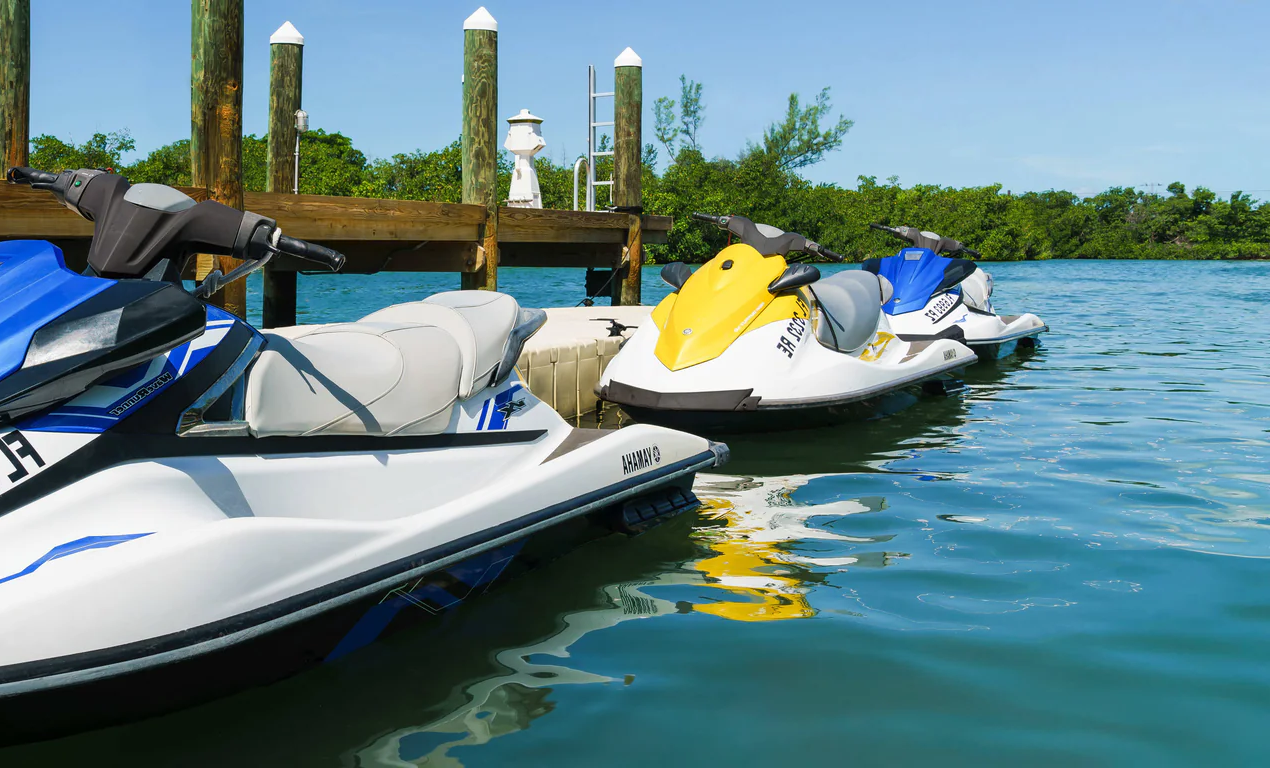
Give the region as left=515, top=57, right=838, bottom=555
left=597, top=213, right=976, bottom=432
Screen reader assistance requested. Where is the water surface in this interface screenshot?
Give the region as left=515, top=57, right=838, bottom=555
left=5, top=260, right=1269, bottom=766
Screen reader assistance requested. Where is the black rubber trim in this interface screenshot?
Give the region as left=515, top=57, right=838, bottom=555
left=599, top=380, right=761, bottom=412
left=0, top=429, right=548, bottom=519
left=896, top=325, right=967, bottom=343
left=0, top=447, right=718, bottom=691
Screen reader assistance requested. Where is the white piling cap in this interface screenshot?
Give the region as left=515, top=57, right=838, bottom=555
left=507, top=109, right=543, bottom=124
left=614, top=47, right=642, bottom=68
left=464, top=7, right=498, bottom=32
left=270, top=21, right=304, bottom=46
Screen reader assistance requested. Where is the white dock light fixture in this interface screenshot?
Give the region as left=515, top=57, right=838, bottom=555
left=505, top=110, right=546, bottom=208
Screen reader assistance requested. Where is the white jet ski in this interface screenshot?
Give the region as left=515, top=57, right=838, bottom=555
left=597, top=214, right=976, bottom=433
left=864, top=224, right=1048, bottom=360
left=0, top=167, right=727, bottom=744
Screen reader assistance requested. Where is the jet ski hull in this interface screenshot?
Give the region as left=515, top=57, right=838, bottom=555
left=606, top=373, right=965, bottom=434
left=0, top=446, right=719, bottom=746
left=599, top=314, right=974, bottom=435
left=966, top=328, right=1046, bottom=362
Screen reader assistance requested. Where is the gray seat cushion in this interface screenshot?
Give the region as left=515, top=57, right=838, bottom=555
left=365, top=291, right=544, bottom=398
left=813, top=271, right=884, bottom=354
left=246, top=291, right=547, bottom=438
left=246, top=322, right=463, bottom=437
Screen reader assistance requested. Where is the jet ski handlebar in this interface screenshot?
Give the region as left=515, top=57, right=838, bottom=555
left=7, top=165, right=347, bottom=279
left=6, top=166, right=60, bottom=187
left=275, top=234, right=346, bottom=272
left=691, top=212, right=844, bottom=261
left=803, top=241, right=845, bottom=263
left=691, top=212, right=729, bottom=226
left=869, top=222, right=980, bottom=257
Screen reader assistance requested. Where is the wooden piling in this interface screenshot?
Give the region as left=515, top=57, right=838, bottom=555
left=262, top=22, right=304, bottom=328
left=0, top=0, right=30, bottom=170
left=613, top=48, right=643, bottom=306
left=461, top=7, right=499, bottom=292
left=191, top=0, right=246, bottom=318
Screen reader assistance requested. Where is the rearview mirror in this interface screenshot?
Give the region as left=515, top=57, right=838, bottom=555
left=660, top=262, right=692, bottom=291
left=767, top=263, right=820, bottom=293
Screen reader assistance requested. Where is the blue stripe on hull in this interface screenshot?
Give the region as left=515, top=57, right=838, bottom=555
left=0, top=533, right=153, bottom=586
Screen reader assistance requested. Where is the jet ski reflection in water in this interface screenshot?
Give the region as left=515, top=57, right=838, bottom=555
left=598, top=213, right=975, bottom=434
left=0, top=167, right=726, bottom=745
left=865, top=224, right=1048, bottom=360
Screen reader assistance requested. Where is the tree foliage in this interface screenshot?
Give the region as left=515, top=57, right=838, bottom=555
left=754, top=88, right=853, bottom=171
left=29, top=131, right=135, bottom=173
left=653, top=96, right=679, bottom=160
left=677, top=76, right=704, bottom=152
left=31, top=78, right=1269, bottom=265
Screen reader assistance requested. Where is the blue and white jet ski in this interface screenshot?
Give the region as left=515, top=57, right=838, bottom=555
left=864, top=224, right=1047, bottom=360
left=0, top=167, right=726, bottom=745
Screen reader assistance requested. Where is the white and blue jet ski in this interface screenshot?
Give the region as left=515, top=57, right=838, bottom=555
left=864, top=224, right=1047, bottom=360
left=0, top=167, right=726, bottom=745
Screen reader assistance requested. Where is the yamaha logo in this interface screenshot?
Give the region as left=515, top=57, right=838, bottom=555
left=621, top=445, right=661, bottom=475
left=683, top=328, right=693, bottom=335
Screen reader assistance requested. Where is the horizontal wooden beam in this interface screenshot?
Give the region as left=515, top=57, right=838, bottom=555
left=269, top=240, right=482, bottom=273
left=500, top=242, right=623, bottom=268
left=0, top=186, right=671, bottom=267
left=245, top=191, right=485, bottom=242
left=498, top=207, right=669, bottom=244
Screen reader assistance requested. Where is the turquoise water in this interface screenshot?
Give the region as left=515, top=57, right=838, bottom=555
left=5, top=260, right=1270, bottom=766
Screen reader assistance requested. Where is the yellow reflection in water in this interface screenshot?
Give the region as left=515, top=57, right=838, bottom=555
left=691, top=496, right=817, bottom=622
left=688, top=475, right=875, bottom=622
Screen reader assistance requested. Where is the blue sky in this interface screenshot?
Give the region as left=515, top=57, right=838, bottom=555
left=28, top=0, right=1269, bottom=197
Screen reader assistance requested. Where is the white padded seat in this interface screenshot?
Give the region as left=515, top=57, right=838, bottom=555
left=245, top=322, right=462, bottom=437
left=361, top=291, right=522, bottom=399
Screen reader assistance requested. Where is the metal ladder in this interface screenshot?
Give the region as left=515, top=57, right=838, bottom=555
left=574, top=64, right=613, bottom=212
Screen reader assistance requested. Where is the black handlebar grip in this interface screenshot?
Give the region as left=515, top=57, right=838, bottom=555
left=6, top=167, right=58, bottom=185
left=691, top=212, right=718, bottom=223
left=963, top=248, right=981, bottom=258
left=276, top=234, right=346, bottom=272
left=807, top=242, right=846, bottom=263
left=868, top=223, right=889, bottom=232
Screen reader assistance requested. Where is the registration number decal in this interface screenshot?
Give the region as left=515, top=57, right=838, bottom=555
left=924, top=292, right=960, bottom=322
left=0, top=430, right=46, bottom=486
left=776, top=316, right=807, bottom=359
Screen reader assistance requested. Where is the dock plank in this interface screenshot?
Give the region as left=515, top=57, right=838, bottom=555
left=246, top=192, right=484, bottom=242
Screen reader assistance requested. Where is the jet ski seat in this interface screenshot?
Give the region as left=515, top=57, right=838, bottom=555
left=244, top=292, right=546, bottom=438
left=362, top=292, right=545, bottom=399
left=812, top=271, right=887, bottom=354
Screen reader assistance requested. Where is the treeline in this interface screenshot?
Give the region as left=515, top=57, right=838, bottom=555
left=27, top=79, right=1269, bottom=262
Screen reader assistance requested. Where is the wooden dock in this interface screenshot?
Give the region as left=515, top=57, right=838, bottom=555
left=0, top=2, right=661, bottom=327
left=0, top=185, right=670, bottom=274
